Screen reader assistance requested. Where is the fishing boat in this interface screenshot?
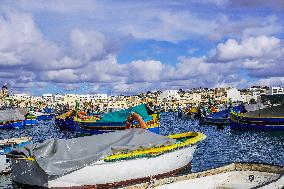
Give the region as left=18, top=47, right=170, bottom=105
left=9, top=129, right=206, bottom=188
left=178, top=106, right=199, bottom=119
left=33, top=111, right=55, bottom=121
left=0, top=137, right=32, bottom=173
left=24, top=113, right=38, bottom=126
left=0, top=109, right=25, bottom=129
left=55, top=104, right=160, bottom=134
left=128, top=163, right=284, bottom=189
left=230, top=104, right=284, bottom=130
left=200, top=104, right=247, bottom=125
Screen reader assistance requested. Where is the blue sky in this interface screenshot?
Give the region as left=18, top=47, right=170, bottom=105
left=0, top=0, right=283, bottom=95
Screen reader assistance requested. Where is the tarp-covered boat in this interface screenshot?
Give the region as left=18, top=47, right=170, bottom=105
left=9, top=129, right=206, bottom=188
left=201, top=105, right=247, bottom=125
left=0, top=137, right=32, bottom=173
left=0, top=109, right=25, bottom=129
left=230, top=104, right=284, bottom=130
left=56, top=104, right=160, bottom=134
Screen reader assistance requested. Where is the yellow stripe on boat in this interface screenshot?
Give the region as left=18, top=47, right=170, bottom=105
left=103, top=132, right=206, bottom=162
left=231, top=111, right=284, bottom=119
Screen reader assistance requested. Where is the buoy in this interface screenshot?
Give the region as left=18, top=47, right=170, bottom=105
left=125, top=112, right=147, bottom=129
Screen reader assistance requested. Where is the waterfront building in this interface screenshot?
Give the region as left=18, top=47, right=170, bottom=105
left=226, top=88, right=243, bottom=102
left=42, top=94, right=54, bottom=102
left=158, top=90, right=180, bottom=102
left=268, top=87, right=284, bottom=95
left=54, top=94, right=64, bottom=102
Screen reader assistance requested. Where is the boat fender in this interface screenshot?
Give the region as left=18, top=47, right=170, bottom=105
left=78, top=111, right=88, bottom=120
left=126, top=112, right=147, bottom=129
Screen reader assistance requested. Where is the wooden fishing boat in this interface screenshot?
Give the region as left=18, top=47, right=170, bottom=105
left=0, top=137, right=32, bottom=173
left=9, top=129, right=206, bottom=188
left=0, top=109, right=26, bottom=129
left=127, top=163, right=284, bottom=189
left=230, top=106, right=284, bottom=131
left=33, top=112, right=55, bottom=121
left=24, top=114, right=38, bottom=126
left=0, top=120, right=24, bottom=129
left=179, top=107, right=199, bottom=119
left=200, top=105, right=247, bottom=126
left=55, top=104, right=160, bottom=134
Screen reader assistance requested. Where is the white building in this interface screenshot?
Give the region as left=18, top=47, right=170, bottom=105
left=268, top=87, right=284, bottom=95
left=12, top=93, right=31, bottom=100
left=95, top=94, right=108, bottom=99
left=226, top=88, right=243, bottom=102
left=158, top=90, right=180, bottom=101
left=54, top=94, right=64, bottom=102
left=42, top=94, right=54, bottom=101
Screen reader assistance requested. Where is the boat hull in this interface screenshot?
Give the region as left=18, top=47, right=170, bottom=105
left=0, top=154, right=9, bottom=173
left=1, top=137, right=32, bottom=173
left=24, top=119, right=38, bottom=126
left=0, top=120, right=24, bottom=129
left=11, top=145, right=196, bottom=187
left=200, top=117, right=229, bottom=125
left=230, top=113, right=284, bottom=131
left=56, top=113, right=160, bottom=134
left=37, top=114, right=55, bottom=121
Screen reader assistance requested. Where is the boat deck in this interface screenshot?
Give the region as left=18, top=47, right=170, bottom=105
left=122, top=163, right=284, bottom=189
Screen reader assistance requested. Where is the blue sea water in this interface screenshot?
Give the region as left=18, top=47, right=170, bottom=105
left=0, top=112, right=284, bottom=188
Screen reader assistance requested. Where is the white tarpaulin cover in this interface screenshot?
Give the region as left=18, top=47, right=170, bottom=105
left=10, top=129, right=175, bottom=176
left=0, top=109, right=25, bottom=122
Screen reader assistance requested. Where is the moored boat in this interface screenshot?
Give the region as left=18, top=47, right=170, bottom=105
left=33, top=111, right=55, bottom=121
left=24, top=114, right=38, bottom=126
left=9, top=129, right=206, bottom=188
left=230, top=104, right=284, bottom=131
left=125, top=163, right=284, bottom=189
left=0, top=109, right=25, bottom=129
left=55, top=104, right=160, bottom=134
left=201, top=104, right=247, bottom=125
left=179, top=107, right=199, bottom=119
left=0, top=137, right=32, bottom=174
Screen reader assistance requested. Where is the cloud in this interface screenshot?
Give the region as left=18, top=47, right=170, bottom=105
left=210, top=15, right=282, bottom=41
left=214, top=36, right=281, bottom=61
left=3, top=0, right=98, bottom=14
left=70, top=29, right=117, bottom=61
left=2, top=0, right=283, bottom=43
left=227, top=0, right=284, bottom=10
left=0, top=11, right=61, bottom=69
left=0, top=2, right=283, bottom=94
left=252, top=77, right=284, bottom=87
left=128, top=60, right=163, bottom=82
left=42, top=69, right=79, bottom=83
left=211, top=35, right=284, bottom=80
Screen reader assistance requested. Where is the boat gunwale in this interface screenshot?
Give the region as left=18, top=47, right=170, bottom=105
left=230, top=112, right=284, bottom=125
left=103, top=132, right=206, bottom=162
left=123, top=162, right=284, bottom=189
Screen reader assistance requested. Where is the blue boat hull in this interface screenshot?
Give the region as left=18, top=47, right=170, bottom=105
left=37, top=114, right=55, bottom=121
left=230, top=113, right=284, bottom=131
left=201, top=105, right=247, bottom=125
left=24, top=119, right=38, bottom=126
left=200, top=117, right=229, bottom=125
left=0, top=121, right=24, bottom=129
left=55, top=114, right=160, bottom=135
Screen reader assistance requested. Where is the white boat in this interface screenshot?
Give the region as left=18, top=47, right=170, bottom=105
left=10, top=129, right=206, bottom=188
left=126, top=163, right=284, bottom=189
left=0, top=137, right=32, bottom=174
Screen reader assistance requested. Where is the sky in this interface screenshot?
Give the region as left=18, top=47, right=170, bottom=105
left=0, top=0, right=283, bottom=95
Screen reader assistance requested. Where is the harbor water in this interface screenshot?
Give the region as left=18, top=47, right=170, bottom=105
left=0, top=112, right=284, bottom=188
